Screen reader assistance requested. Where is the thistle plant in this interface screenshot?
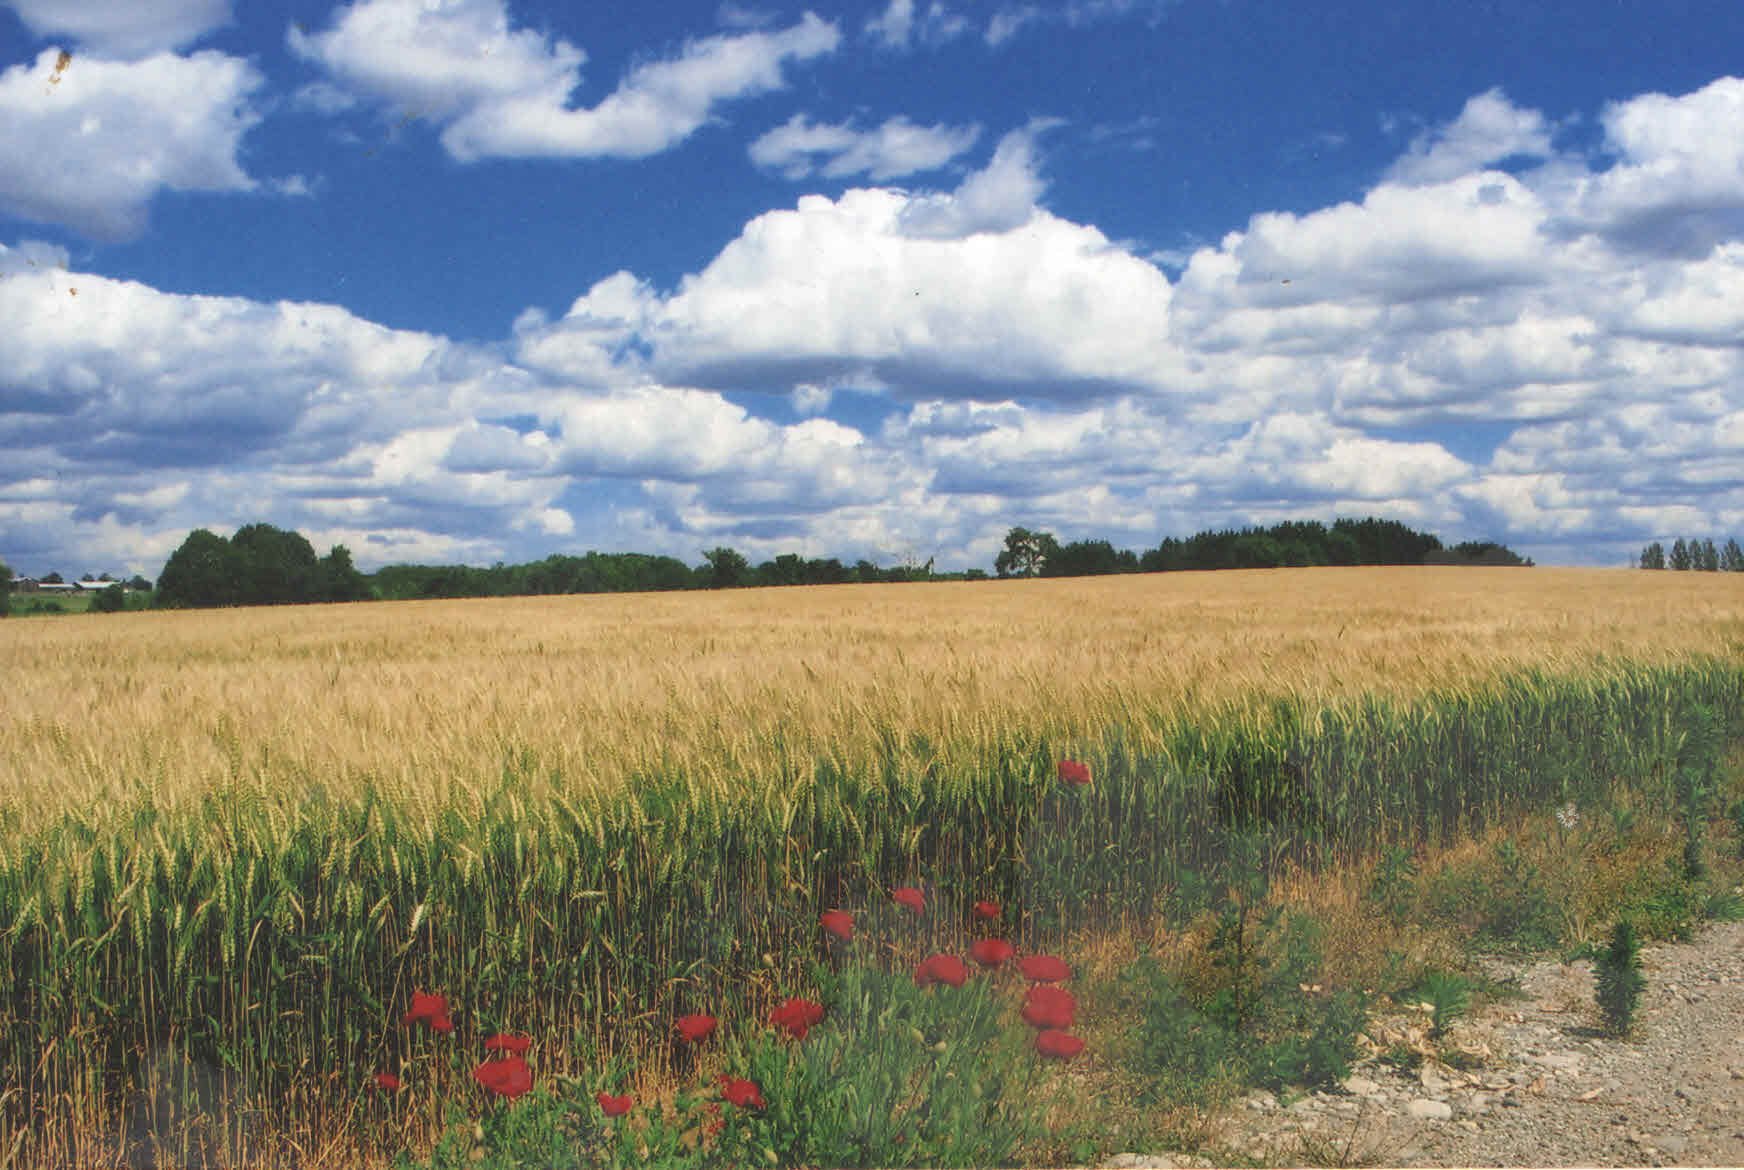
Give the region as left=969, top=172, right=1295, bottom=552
left=1594, top=920, right=1645, bottom=1037
left=1413, top=971, right=1472, bottom=1042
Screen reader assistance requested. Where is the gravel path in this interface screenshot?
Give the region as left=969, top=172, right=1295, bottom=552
left=1100, top=919, right=1744, bottom=1168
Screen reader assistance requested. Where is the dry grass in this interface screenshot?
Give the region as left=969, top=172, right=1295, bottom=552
left=3, top=567, right=1740, bottom=830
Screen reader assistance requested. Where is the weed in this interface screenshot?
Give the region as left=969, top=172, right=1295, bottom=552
left=1594, top=920, right=1645, bottom=1037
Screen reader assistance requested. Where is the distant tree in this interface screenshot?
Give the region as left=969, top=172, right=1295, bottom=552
left=1042, top=539, right=1130, bottom=577
left=1721, top=539, right=1744, bottom=573
left=995, top=528, right=1059, bottom=578
left=125, top=575, right=152, bottom=592
left=1426, top=541, right=1534, bottom=567
left=319, top=544, right=372, bottom=602
left=0, top=556, right=11, bottom=616
left=1696, top=538, right=1720, bottom=572
left=1639, top=542, right=1666, bottom=570
left=231, top=523, right=320, bottom=605
left=155, top=529, right=239, bottom=607
left=42, top=571, right=63, bottom=584
left=701, top=547, right=750, bottom=589
left=1669, top=538, right=1692, bottom=571
left=90, top=583, right=126, bottom=613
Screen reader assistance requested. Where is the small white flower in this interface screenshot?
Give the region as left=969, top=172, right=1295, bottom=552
left=1555, top=802, right=1580, bottom=830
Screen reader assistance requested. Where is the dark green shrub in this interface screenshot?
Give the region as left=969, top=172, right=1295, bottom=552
left=1594, top=920, right=1645, bottom=1037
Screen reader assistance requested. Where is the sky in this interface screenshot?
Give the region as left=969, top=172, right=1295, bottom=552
left=2, top=0, right=1743, bottom=579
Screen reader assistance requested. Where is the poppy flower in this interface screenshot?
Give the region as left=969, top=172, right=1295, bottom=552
left=372, top=1072, right=401, bottom=1093
left=1058, top=759, right=1092, bottom=786
left=972, top=899, right=1001, bottom=921
left=769, top=997, right=825, bottom=1040
left=819, top=909, right=854, bottom=941
left=596, top=1092, right=632, bottom=1117
left=472, top=1055, right=533, bottom=1101
left=402, top=990, right=450, bottom=1030
left=912, top=953, right=969, bottom=988
left=719, top=1075, right=765, bottom=1110
left=484, top=1033, right=531, bottom=1054
left=970, top=937, right=1015, bottom=968
left=1035, top=1029, right=1086, bottom=1060
left=675, top=1014, right=717, bottom=1044
left=429, top=1014, right=454, bottom=1034
left=891, top=886, right=926, bottom=915
left=1018, top=954, right=1072, bottom=983
left=1021, top=984, right=1077, bottom=1030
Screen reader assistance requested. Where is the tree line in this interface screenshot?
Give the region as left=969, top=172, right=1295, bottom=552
left=1636, top=539, right=1744, bottom=571
left=993, top=517, right=1531, bottom=578
left=115, top=515, right=1535, bottom=612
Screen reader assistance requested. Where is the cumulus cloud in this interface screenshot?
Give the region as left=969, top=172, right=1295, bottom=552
left=1386, top=88, right=1554, bottom=186
left=291, top=0, right=841, bottom=161
left=749, top=114, right=980, bottom=179
left=13, top=69, right=1744, bottom=575
left=864, top=0, right=969, bottom=49
left=0, top=48, right=262, bottom=239
left=521, top=174, right=1179, bottom=400
left=1575, top=76, right=1744, bottom=254
left=5, top=0, right=231, bottom=58
left=897, top=122, right=1053, bottom=238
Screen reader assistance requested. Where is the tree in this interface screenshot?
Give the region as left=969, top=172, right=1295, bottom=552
left=1640, top=542, right=1666, bottom=569
left=231, top=523, right=320, bottom=605
left=1042, top=539, right=1137, bottom=577
left=994, top=527, right=1059, bottom=578
left=1669, top=538, right=1692, bottom=571
left=126, top=575, right=152, bottom=592
left=701, top=547, right=750, bottom=589
left=0, top=556, right=10, bottom=617
left=1696, top=538, right=1720, bottom=572
left=155, top=529, right=239, bottom=607
left=1721, top=539, right=1744, bottom=573
left=42, top=571, right=63, bottom=584
left=319, top=545, right=372, bottom=602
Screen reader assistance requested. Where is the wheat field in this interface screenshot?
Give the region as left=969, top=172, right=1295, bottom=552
left=2, top=566, right=1742, bottom=1166
left=5, top=567, right=1740, bottom=829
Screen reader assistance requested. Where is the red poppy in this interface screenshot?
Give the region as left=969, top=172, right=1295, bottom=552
left=1021, top=984, right=1077, bottom=1030
left=402, top=990, right=449, bottom=1030
left=769, top=997, right=826, bottom=1040
left=675, top=1014, right=717, bottom=1044
left=596, top=1092, right=632, bottom=1117
left=372, top=1072, right=401, bottom=1093
left=430, top=1014, right=454, bottom=1034
left=719, top=1075, right=765, bottom=1110
left=912, top=953, right=969, bottom=988
left=1018, top=954, right=1072, bottom=983
left=819, top=909, right=854, bottom=941
left=972, top=899, right=1001, bottom=921
left=1035, top=1029, right=1086, bottom=1060
left=891, top=886, right=926, bottom=915
left=472, top=1055, right=534, bottom=1100
left=484, top=1033, right=531, bottom=1054
left=1058, top=759, right=1092, bottom=786
left=969, top=937, right=1015, bottom=968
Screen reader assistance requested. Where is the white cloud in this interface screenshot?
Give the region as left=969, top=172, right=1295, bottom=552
left=0, top=48, right=262, bottom=239
left=864, top=0, right=968, bottom=49
left=749, top=114, right=980, bottom=179
left=1387, top=88, right=1554, bottom=186
left=523, top=176, right=1180, bottom=400
left=898, top=122, right=1053, bottom=238
left=1576, top=76, right=1744, bottom=253
left=5, top=0, right=231, bottom=58
left=292, top=0, right=841, bottom=161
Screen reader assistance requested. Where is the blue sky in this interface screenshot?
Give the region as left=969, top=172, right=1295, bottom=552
left=3, top=0, right=1743, bottom=578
